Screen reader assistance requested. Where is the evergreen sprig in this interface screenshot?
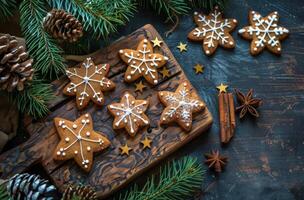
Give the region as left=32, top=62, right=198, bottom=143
left=0, top=183, right=9, bottom=200
left=10, top=79, right=54, bottom=119
left=0, top=0, right=16, bottom=21
left=19, top=0, right=66, bottom=78
left=188, top=0, right=227, bottom=10
left=49, top=0, right=136, bottom=39
left=118, top=157, right=204, bottom=200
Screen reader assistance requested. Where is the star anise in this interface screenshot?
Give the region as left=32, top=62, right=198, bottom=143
left=235, top=89, right=262, bottom=119
left=204, top=150, right=228, bottom=173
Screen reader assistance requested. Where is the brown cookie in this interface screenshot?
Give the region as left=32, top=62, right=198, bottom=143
left=238, top=11, right=289, bottom=55
left=158, top=81, right=206, bottom=131
left=119, top=39, right=169, bottom=85
left=53, top=113, right=111, bottom=172
left=108, top=92, right=149, bottom=137
left=63, top=57, right=116, bottom=110
left=188, top=6, right=237, bottom=55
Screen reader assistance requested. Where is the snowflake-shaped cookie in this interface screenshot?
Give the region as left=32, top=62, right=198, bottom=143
left=63, top=57, right=116, bottom=109
left=238, top=11, right=289, bottom=55
left=108, top=92, right=149, bottom=137
left=53, top=113, right=111, bottom=172
left=119, top=39, right=169, bottom=85
left=158, top=82, right=206, bottom=131
left=188, top=7, right=237, bottom=55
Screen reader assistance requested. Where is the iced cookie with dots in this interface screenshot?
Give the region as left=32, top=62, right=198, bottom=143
left=158, top=81, right=206, bottom=131
left=119, top=39, right=169, bottom=85
left=63, top=57, right=116, bottom=110
left=238, top=11, right=289, bottom=55
left=53, top=113, right=111, bottom=172
left=187, top=6, right=237, bottom=55
left=108, top=92, right=149, bottom=137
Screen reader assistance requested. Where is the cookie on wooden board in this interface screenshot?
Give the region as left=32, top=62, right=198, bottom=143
left=63, top=57, right=116, bottom=110
left=188, top=6, right=237, bottom=55
left=158, top=81, right=206, bottom=131
left=108, top=92, right=149, bottom=137
left=119, top=39, right=169, bottom=85
left=53, top=113, right=111, bottom=172
left=238, top=10, right=289, bottom=55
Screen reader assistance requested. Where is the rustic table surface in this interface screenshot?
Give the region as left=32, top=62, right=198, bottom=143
left=0, top=0, right=303, bottom=199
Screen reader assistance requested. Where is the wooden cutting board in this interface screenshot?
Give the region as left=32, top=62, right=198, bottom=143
left=0, top=24, right=212, bottom=199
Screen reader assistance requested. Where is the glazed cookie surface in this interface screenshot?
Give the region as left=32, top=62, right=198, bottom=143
left=158, top=81, right=206, bottom=131
left=63, top=57, right=116, bottom=110
left=188, top=7, right=237, bottom=55
left=119, top=39, right=169, bottom=85
left=108, top=92, right=149, bottom=137
left=53, top=113, right=111, bottom=172
left=238, top=11, right=289, bottom=55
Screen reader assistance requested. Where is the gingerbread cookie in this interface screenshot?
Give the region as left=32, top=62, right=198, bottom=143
left=238, top=11, right=289, bottom=55
left=119, top=39, right=169, bottom=85
left=53, top=113, right=111, bottom=172
left=188, top=6, right=237, bottom=55
left=63, top=57, right=115, bottom=110
left=108, top=92, right=149, bottom=137
left=158, top=81, right=205, bottom=131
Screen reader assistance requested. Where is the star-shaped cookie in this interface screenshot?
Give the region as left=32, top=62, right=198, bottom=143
left=158, top=82, right=206, bottom=131
left=188, top=7, right=237, bottom=55
left=108, top=92, right=150, bottom=137
left=119, top=39, right=169, bottom=85
left=63, top=57, right=116, bottom=110
left=238, top=11, right=289, bottom=55
left=53, top=113, right=111, bottom=172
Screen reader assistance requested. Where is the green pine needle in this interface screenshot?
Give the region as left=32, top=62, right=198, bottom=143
left=0, top=184, right=9, bottom=200
left=10, top=79, right=54, bottom=119
left=118, top=156, right=204, bottom=200
left=0, top=0, right=16, bottom=21
left=188, top=0, right=227, bottom=10
left=19, top=0, right=66, bottom=78
left=49, top=0, right=136, bottom=39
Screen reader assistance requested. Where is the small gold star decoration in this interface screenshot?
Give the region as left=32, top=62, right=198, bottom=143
left=151, top=37, right=162, bottom=47
left=160, top=67, right=170, bottom=78
left=120, top=144, right=132, bottom=155
left=135, top=81, right=146, bottom=93
left=216, top=83, right=228, bottom=93
left=141, top=137, right=152, bottom=149
left=177, top=42, right=187, bottom=52
left=194, top=64, right=204, bottom=74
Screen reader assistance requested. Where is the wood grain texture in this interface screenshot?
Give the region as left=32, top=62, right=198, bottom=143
left=0, top=24, right=212, bottom=199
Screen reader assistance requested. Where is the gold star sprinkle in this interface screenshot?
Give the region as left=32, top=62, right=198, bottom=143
left=216, top=83, right=228, bottom=93
left=120, top=144, right=132, bottom=155
left=160, top=67, right=170, bottom=78
left=141, top=137, right=152, bottom=149
left=194, top=64, right=204, bottom=74
left=151, top=37, right=162, bottom=47
left=177, top=42, right=187, bottom=52
left=135, top=81, right=146, bottom=93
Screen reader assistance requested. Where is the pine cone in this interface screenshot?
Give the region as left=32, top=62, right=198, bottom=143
left=43, top=9, right=83, bottom=43
left=7, top=173, right=59, bottom=200
left=0, top=34, right=34, bottom=92
left=62, top=185, right=97, bottom=200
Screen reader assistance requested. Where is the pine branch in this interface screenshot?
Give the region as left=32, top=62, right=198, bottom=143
left=0, top=0, right=17, bottom=21
left=0, top=183, right=9, bottom=200
left=187, top=0, right=227, bottom=10
left=49, top=0, right=136, bottom=39
left=10, top=79, right=54, bottom=119
left=19, top=0, right=66, bottom=78
left=118, top=157, right=204, bottom=200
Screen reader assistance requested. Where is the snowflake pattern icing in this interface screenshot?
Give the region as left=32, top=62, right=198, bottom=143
left=53, top=114, right=110, bottom=172
left=63, top=57, right=115, bottom=109
left=238, top=11, right=289, bottom=55
left=158, top=82, right=205, bottom=131
left=188, top=7, right=237, bottom=55
left=119, top=39, right=169, bottom=85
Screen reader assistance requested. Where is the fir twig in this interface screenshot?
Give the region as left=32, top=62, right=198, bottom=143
left=118, top=157, right=204, bottom=200
left=0, top=0, right=16, bottom=21
left=19, top=0, right=66, bottom=78
left=10, top=79, right=54, bottom=119
left=187, top=0, right=227, bottom=10
left=49, top=0, right=136, bottom=39
left=0, top=183, right=9, bottom=200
